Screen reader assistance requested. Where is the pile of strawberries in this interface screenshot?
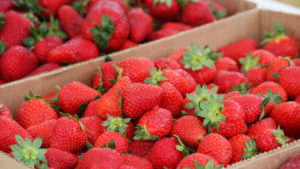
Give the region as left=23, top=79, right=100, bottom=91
left=0, top=0, right=227, bottom=84
left=0, top=23, right=300, bottom=169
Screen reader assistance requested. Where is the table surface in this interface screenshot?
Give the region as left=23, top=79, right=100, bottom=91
left=248, top=0, right=300, bottom=14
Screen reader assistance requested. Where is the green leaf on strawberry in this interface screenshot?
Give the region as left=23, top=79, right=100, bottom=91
left=0, top=12, right=5, bottom=30
left=188, top=159, right=224, bottom=169
left=261, top=22, right=287, bottom=45
left=174, top=135, right=190, bottom=157
left=71, top=0, right=90, bottom=16
left=134, top=124, right=158, bottom=140
left=239, top=54, right=262, bottom=74
left=154, top=0, right=172, bottom=7
left=144, top=67, right=168, bottom=86
left=210, top=5, right=226, bottom=20
left=272, top=126, right=289, bottom=146
left=25, top=90, right=42, bottom=101
left=242, top=138, right=258, bottom=159
left=14, top=0, right=45, bottom=20
left=259, top=89, right=283, bottom=120
left=0, top=40, right=7, bottom=56
left=177, top=0, right=197, bottom=7
left=103, top=115, right=131, bottom=137
left=232, top=81, right=252, bottom=95
left=23, top=12, right=40, bottom=25
left=48, top=16, right=68, bottom=40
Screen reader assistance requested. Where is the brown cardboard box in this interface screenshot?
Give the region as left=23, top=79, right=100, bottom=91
left=1, top=8, right=300, bottom=169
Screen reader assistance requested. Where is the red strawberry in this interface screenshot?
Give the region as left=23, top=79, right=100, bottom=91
left=26, top=119, right=57, bottom=148
left=251, top=81, right=287, bottom=102
left=247, top=118, right=277, bottom=139
left=181, top=1, right=215, bottom=27
left=177, top=153, right=220, bottom=169
left=263, top=23, right=299, bottom=59
left=81, top=0, right=129, bottom=51
left=128, top=8, right=152, bottom=43
left=0, top=0, right=14, bottom=12
left=281, top=153, right=300, bottom=169
left=175, top=69, right=197, bottom=93
left=210, top=1, right=227, bottom=19
left=279, top=66, right=300, bottom=98
left=92, top=71, right=103, bottom=92
left=48, top=38, right=99, bottom=64
left=135, top=107, right=172, bottom=140
left=0, top=116, right=33, bottom=153
left=50, top=115, right=88, bottom=153
left=252, top=49, right=276, bottom=67
left=45, top=148, right=78, bottom=169
left=0, top=46, right=38, bottom=82
left=120, top=40, right=138, bottom=50
left=217, top=38, right=259, bottom=63
left=215, top=57, right=239, bottom=72
left=120, top=165, right=137, bottom=169
left=154, top=58, right=181, bottom=70
left=87, top=0, right=130, bottom=13
left=267, top=56, right=293, bottom=82
left=171, top=116, right=206, bottom=148
left=123, top=154, right=153, bottom=169
left=167, top=46, right=189, bottom=62
left=147, top=137, right=183, bottom=169
left=145, top=0, right=180, bottom=21
left=100, top=61, right=122, bottom=90
left=270, top=101, right=300, bottom=138
left=0, top=103, right=12, bottom=119
left=197, top=133, right=232, bottom=166
left=76, top=148, right=124, bottom=169
left=294, top=58, right=300, bottom=67
left=39, top=0, right=66, bottom=18
left=58, top=5, right=84, bottom=38
left=81, top=116, right=105, bottom=144
left=43, top=92, right=59, bottom=106
left=161, top=22, right=192, bottom=31
left=0, top=10, right=33, bottom=47
left=224, top=91, right=240, bottom=100
left=103, top=115, right=134, bottom=140
left=229, top=134, right=258, bottom=162
left=122, top=83, right=163, bottom=120
left=214, top=70, right=247, bottom=93
left=94, top=131, right=129, bottom=153
left=128, top=140, right=155, bottom=158
left=59, top=81, right=100, bottom=114
left=84, top=99, right=100, bottom=117
left=147, top=28, right=181, bottom=41
left=26, top=63, right=62, bottom=77
left=295, top=96, right=300, bottom=104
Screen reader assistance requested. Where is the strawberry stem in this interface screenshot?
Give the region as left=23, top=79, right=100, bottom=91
left=103, top=115, right=131, bottom=137
left=144, top=67, right=168, bottom=86
left=134, top=125, right=158, bottom=140
left=242, top=139, right=258, bottom=159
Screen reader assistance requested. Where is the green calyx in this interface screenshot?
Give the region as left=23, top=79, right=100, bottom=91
left=0, top=40, right=7, bottom=56
left=0, top=104, right=3, bottom=113
left=242, top=139, right=258, bottom=159
left=239, top=54, right=262, bottom=73
left=177, top=0, right=198, bottom=7
left=94, top=70, right=105, bottom=93
left=10, top=135, right=48, bottom=168
left=0, top=12, right=5, bottom=30
left=71, top=0, right=89, bottom=16
left=181, top=44, right=221, bottom=71
left=23, top=12, right=40, bottom=26
left=185, top=84, right=218, bottom=116
left=14, top=0, right=44, bottom=20
left=144, top=67, right=168, bottom=86
left=261, top=22, right=287, bottom=45
left=48, top=16, right=68, bottom=40
left=108, top=65, right=123, bottom=85
left=187, top=159, right=224, bottom=169
left=61, top=113, right=88, bottom=131
left=153, top=0, right=172, bottom=7
left=197, top=95, right=226, bottom=132
left=101, top=139, right=116, bottom=150
left=133, top=125, right=158, bottom=140
left=232, top=81, right=252, bottom=95
left=90, top=15, right=115, bottom=50
left=272, top=126, right=289, bottom=146
left=210, top=4, right=226, bottom=20
left=174, top=135, right=190, bottom=157
left=258, top=89, right=283, bottom=120
left=25, top=90, right=42, bottom=101
left=103, top=115, right=131, bottom=137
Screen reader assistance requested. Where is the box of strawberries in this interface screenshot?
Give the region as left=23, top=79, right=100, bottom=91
left=1, top=8, right=300, bottom=169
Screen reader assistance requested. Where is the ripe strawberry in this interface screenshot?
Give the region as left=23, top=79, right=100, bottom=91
left=94, top=131, right=129, bottom=153
left=103, top=115, right=134, bottom=140
left=147, top=28, right=181, bottom=41
left=58, top=81, right=100, bottom=114
left=81, top=0, right=129, bottom=51
left=279, top=66, right=300, bottom=98
left=167, top=46, right=189, bottom=62
left=119, top=57, right=154, bottom=83
left=128, top=140, right=155, bottom=158
left=26, top=119, right=57, bottom=148
left=0, top=46, right=38, bottom=82
left=39, top=0, right=67, bottom=18
left=45, top=148, right=78, bottom=169
left=87, top=0, right=130, bottom=13
left=181, top=1, right=215, bottom=27
left=58, top=5, right=84, bottom=38
left=0, top=0, right=14, bottom=12
left=209, top=1, right=227, bottom=19
left=0, top=103, right=12, bottom=119
left=161, top=22, right=192, bottom=31
left=215, top=57, right=239, bottom=72
left=0, top=116, right=33, bottom=153
left=252, top=49, right=276, bottom=68
left=128, top=8, right=152, bottom=43
left=229, top=134, right=258, bottom=162
left=76, top=148, right=124, bottom=169
left=43, top=92, right=59, bottom=106
left=197, top=133, right=232, bottom=166
left=262, top=23, right=299, bottom=59
left=217, top=38, right=259, bottom=63
left=120, top=165, right=137, bottom=169
left=120, top=40, right=138, bottom=50
left=295, top=96, right=300, bottom=104
left=33, top=36, right=63, bottom=63
left=100, top=61, right=122, bottom=91
left=154, top=58, right=181, bottom=70
left=267, top=56, right=293, bottom=82
left=135, top=107, right=172, bottom=140
left=81, top=116, right=105, bottom=144
left=122, top=83, right=163, bottom=120
left=171, top=116, right=206, bottom=148
left=26, top=63, right=62, bottom=77
left=92, top=71, right=104, bottom=92
left=214, top=70, right=247, bottom=93
left=50, top=115, right=88, bottom=153
left=177, top=153, right=220, bottom=169
left=84, top=99, right=100, bottom=117
left=147, top=137, right=183, bottom=169
left=281, top=153, right=300, bottom=169
left=247, top=118, right=277, bottom=139
left=294, top=58, right=300, bottom=67
left=270, top=101, right=300, bottom=138
left=223, top=91, right=240, bottom=100
left=48, top=38, right=99, bottom=64
left=0, top=10, right=33, bottom=47
left=123, top=154, right=153, bottom=169
left=256, top=126, right=289, bottom=152
left=145, top=0, right=180, bottom=21
left=175, top=69, right=197, bottom=93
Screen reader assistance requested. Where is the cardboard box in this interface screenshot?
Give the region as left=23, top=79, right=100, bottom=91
left=1, top=8, right=300, bottom=169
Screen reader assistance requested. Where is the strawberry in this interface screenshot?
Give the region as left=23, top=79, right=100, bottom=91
left=281, top=153, right=300, bottom=169
left=171, top=115, right=206, bottom=148
left=48, top=38, right=99, bottom=64
left=229, top=134, right=258, bottom=162
left=0, top=116, right=33, bottom=153
left=214, top=70, right=247, bottom=93
left=120, top=165, right=138, bottom=169
left=39, top=0, right=67, bottom=18
left=128, top=140, right=155, bottom=158
left=58, top=5, right=84, bottom=38
left=34, top=36, right=64, bottom=63
left=128, top=8, right=153, bottom=43
left=215, top=57, right=239, bottom=72
left=134, top=107, right=172, bottom=140
left=210, top=1, right=227, bottom=20
left=262, top=23, right=299, bottom=59
left=177, top=153, right=221, bottom=169
left=266, top=56, right=293, bottom=82
left=100, top=61, right=122, bottom=91
left=256, top=126, right=289, bottom=152
left=155, top=58, right=181, bottom=70
left=26, top=119, right=57, bottom=148
left=217, top=38, right=259, bottom=63
left=223, top=91, right=241, bottom=100
left=175, top=69, right=197, bottom=93
left=26, top=63, right=62, bottom=77
left=122, top=83, right=163, bottom=120
left=119, top=57, right=154, bottom=83
left=76, top=148, right=124, bottom=169
left=123, top=154, right=153, bottom=169
left=147, top=28, right=181, bottom=41
left=43, top=92, right=59, bottom=106
left=120, top=40, right=138, bottom=50
left=252, top=49, right=276, bottom=68
left=270, top=101, right=300, bottom=138
left=45, top=148, right=78, bottom=169
left=0, top=103, right=13, bottom=119
left=145, top=0, right=180, bottom=21
left=0, top=46, right=38, bottom=82
left=50, top=115, right=88, bottom=153
left=94, top=131, right=129, bottom=153
left=161, top=22, right=192, bottom=31
left=103, top=115, right=134, bottom=140
left=181, top=1, right=215, bottom=27
left=294, top=58, right=300, bottom=67
left=168, top=46, right=189, bottom=62
left=81, top=0, right=129, bottom=51
left=147, top=137, right=184, bottom=169
left=279, top=66, right=300, bottom=98
left=247, top=118, right=277, bottom=139
left=0, top=0, right=14, bottom=12
left=58, top=81, right=100, bottom=114
left=86, top=0, right=130, bottom=13
left=81, top=116, right=105, bottom=144
left=295, top=96, right=300, bottom=104
left=84, top=99, right=100, bottom=117
left=197, top=133, right=232, bottom=166
left=0, top=10, right=33, bottom=47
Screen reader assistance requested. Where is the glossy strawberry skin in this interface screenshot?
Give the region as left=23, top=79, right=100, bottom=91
left=128, top=140, right=155, bottom=158
left=81, top=116, right=105, bottom=144
left=267, top=57, right=291, bottom=82
left=175, top=69, right=197, bottom=93
left=145, top=0, right=180, bottom=22
left=45, top=148, right=78, bottom=169
left=100, top=61, right=121, bottom=90
left=186, top=65, right=217, bottom=85
left=0, top=0, right=14, bottom=12
left=252, top=49, right=276, bottom=68
left=162, top=69, right=191, bottom=96
left=120, top=40, right=138, bottom=50
left=229, top=134, right=252, bottom=162
left=40, top=0, right=66, bottom=18
left=34, top=36, right=63, bottom=63
left=26, top=63, right=62, bottom=77
left=161, top=22, right=192, bottom=31
left=256, top=128, right=281, bottom=152
left=84, top=99, right=100, bottom=117
left=247, top=118, right=277, bottom=139
left=264, top=36, right=299, bottom=59
left=245, top=67, right=267, bottom=87
left=177, top=153, right=219, bottom=169
left=154, top=58, right=181, bottom=70
left=147, top=29, right=181, bottom=41
left=279, top=66, right=300, bottom=98
left=123, top=154, right=153, bottom=169
left=215, top=57, right=239, bottom=72
left=94, top=131, right=129, bottom=153
left=0, top=103, right=13, bottom=119
left=214, top=70, right=247, bottom=93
